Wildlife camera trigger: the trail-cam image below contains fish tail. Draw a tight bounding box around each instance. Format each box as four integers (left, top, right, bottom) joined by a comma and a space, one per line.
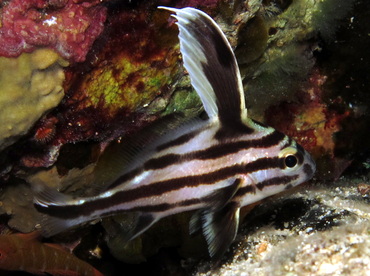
33, 184, 74, 207
37, 213, 85, 238
33, 185, 91, 237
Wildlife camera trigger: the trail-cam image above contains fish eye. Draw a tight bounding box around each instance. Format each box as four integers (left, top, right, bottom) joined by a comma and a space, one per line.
284, 155, 298, 168
279, 146, 303, 170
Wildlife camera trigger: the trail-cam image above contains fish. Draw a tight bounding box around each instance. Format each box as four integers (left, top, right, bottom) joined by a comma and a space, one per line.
0, 232, 103, 276
33, 7, 316, 258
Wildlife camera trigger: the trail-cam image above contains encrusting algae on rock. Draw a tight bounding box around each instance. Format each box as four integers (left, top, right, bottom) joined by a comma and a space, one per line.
0, 0, 107, 63
64, 9, 182, 116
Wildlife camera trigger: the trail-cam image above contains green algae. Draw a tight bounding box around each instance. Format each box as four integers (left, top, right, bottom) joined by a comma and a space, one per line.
162, 78, 203, 118
84, 51, 180, 116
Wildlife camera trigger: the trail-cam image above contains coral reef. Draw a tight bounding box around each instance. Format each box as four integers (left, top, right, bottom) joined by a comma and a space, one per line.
0, 48, 67, 151
0, 0, 107, 63
0, 5, 186, 171
0, 0, 368, 274
22, 7, 183, 167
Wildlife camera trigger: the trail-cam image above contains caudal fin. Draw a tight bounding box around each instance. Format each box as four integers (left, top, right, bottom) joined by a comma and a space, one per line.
33, 185, 91, 237
37, 214, 87, 238
33, 184, 74, 207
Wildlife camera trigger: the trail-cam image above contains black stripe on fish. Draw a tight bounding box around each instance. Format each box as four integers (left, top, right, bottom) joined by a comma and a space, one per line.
214, 121, 254, 140
235, 175, 299, 198
36, 157, 286, 219
303, 163, 314, 178
106, 130, 286, 190
236, 184, 257, 196
156, 129, 202, 152
196, 130, 285, 160
145, 130, 286, 168
35, 197, 204, 219
113, 130, 285, 187
255, 175, 299, 190
143, 154, 181, 171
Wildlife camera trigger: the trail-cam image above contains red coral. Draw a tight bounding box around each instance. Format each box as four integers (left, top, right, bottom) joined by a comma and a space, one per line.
0, 0, 107, 62
174, 0, 219, 9
159, 0, 220, 11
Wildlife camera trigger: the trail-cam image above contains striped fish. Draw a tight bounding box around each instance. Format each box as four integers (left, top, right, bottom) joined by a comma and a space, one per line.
34, 7, 316, 258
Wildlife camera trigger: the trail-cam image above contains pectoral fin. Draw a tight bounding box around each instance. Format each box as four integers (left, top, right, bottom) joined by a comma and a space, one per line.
189, 178, 241, 257
190, 178, 241, 236
201, 202, 241, 258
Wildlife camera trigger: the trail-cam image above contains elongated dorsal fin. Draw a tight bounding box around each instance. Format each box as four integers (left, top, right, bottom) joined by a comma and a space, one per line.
159, 7, 246, 124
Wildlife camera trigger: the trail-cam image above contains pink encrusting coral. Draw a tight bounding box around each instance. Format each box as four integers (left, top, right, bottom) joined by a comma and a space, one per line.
0, 0, 107, 63
159, 0, 220, 13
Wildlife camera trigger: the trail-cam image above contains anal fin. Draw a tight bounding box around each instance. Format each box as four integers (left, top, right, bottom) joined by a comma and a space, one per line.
121, 213, 158, 243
